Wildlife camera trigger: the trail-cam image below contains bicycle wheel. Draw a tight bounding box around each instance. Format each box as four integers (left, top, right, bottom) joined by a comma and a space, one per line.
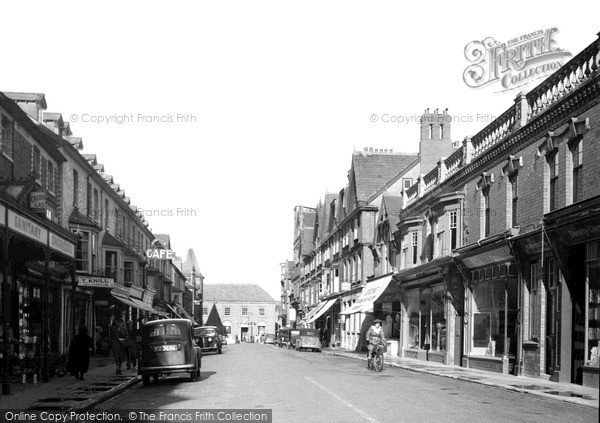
374, 351, 384, 372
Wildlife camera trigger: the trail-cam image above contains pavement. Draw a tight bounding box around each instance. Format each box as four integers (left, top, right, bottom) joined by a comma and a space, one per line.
0, 349, 597, 412
320, 347, 599, 409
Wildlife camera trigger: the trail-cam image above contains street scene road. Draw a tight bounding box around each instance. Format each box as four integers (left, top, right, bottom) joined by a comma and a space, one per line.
97, 343, 597, 423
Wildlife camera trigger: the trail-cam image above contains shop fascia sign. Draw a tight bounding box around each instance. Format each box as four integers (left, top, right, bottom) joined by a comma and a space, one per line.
77, 275, 115, 288
146, 238, 174, 260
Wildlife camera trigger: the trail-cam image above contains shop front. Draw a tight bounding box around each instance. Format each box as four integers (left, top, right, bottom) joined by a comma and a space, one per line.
394, 258, 463, 365
545, 195, 600, 388
1, 200, 77, 394
339, 274, 393, 352
455, 238, 519, 375
302, 295, 340, 348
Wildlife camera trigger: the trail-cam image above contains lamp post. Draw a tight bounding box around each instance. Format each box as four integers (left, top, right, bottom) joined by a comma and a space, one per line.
190, 266, 195, 324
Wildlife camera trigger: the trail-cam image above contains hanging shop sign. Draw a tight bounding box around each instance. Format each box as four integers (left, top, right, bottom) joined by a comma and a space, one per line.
30, 191, 47, 212
146, 238, 174, 260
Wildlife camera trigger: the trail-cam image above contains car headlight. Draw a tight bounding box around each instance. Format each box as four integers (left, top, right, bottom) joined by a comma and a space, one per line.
208, 337, 212, 342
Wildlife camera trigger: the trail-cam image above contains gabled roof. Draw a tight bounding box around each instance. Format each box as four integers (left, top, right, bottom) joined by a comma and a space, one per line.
203, 283, 276, 303
2, 92, 47, 108
154, 234, 171, 249
182, 248, 203, 278
351, 152, 417, 203
69, 208, 101, 228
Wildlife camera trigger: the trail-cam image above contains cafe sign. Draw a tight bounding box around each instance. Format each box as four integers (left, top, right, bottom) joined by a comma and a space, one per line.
77, 276, 115, 288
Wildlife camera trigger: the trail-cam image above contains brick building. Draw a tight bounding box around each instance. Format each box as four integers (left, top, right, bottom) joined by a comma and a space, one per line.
286, 34, 600, 388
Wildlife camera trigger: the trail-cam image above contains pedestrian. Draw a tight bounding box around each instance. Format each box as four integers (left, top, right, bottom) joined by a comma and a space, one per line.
67, 326, 93, 381
109, 319, 128, 375
126, 320, 140, 369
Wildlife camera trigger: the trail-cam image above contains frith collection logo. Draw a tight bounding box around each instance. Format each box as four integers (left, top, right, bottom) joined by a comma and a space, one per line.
146, 238, 174, 260
463, 28, 572, 92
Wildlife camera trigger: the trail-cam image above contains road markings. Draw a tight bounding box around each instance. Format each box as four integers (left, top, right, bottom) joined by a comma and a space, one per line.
305, 376, 381, 423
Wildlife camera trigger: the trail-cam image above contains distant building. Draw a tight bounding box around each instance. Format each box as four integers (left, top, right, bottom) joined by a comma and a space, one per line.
203, 284, 278, 343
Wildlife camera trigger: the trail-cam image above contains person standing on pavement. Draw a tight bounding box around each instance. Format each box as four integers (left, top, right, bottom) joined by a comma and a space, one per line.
68, 326, 93, 380
109, 319, 128, 375
126, 320, 139, 369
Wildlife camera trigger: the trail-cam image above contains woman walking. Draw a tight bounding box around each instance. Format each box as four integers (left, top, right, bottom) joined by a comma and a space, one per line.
68, 327, 93, 380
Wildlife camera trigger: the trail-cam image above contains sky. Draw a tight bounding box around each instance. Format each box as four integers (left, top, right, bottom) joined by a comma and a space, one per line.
1, 1, 598, 301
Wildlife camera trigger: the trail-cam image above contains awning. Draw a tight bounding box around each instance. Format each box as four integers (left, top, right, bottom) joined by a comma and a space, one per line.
339, 275, 393, 315
164, 303, 183, 318
305, 298, 338, 324
129, 298, 157, 314
111, 292, 140, 309
300, 303, 326, 324
178, 306, 194, 321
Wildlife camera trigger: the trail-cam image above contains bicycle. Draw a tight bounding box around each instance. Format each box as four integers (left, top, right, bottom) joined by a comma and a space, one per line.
367, 340, 385, 372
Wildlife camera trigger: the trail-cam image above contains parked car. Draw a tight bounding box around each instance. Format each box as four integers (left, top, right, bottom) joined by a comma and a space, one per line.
264, 333, 276, 344
294, 328, 322, 352
194, 326, 223, 354
138, 319, 201, 385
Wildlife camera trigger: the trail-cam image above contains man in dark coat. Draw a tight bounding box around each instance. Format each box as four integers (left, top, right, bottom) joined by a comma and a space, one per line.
68, 327, 93, 380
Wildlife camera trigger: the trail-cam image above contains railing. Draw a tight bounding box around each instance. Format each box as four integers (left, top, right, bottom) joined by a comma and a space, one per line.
423, 167, 439, 194
472, 104, 518, 159
444, 147, 463, 178
527, 38, 600, 118
405, 183, 419, 206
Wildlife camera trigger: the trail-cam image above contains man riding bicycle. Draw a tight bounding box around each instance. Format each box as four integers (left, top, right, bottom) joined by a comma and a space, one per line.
365, 319, 386, 368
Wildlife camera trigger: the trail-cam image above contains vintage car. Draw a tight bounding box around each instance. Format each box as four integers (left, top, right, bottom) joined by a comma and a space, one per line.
293, 328, 322, 352
194, 326, 223, 354
264, 333, 276, 344
138, 319, 201, 385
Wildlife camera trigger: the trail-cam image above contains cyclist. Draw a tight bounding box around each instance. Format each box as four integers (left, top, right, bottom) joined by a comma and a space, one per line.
365, 319, 386, 368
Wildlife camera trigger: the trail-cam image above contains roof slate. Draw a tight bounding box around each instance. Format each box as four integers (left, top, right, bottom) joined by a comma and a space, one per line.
351, 153, 417, 202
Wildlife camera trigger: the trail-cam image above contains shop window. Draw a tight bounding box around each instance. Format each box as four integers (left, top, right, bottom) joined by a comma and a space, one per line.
529, 263, 541, 341
586, 241, 600, 364
546, 258, 560, 374
431, 289, 446, 351
407, 292, 420, 349
471, 280, 518, 357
